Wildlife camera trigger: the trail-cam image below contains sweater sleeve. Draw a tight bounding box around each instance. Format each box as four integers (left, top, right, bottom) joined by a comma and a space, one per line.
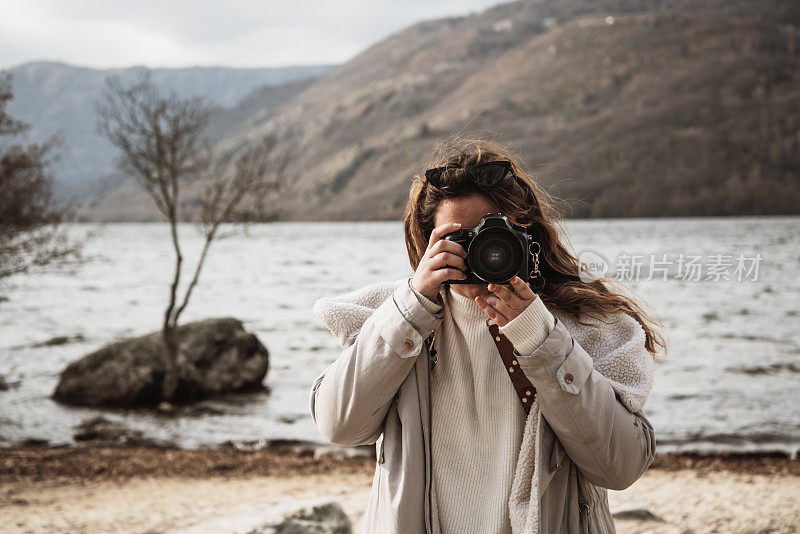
408, 276, 444, 315
498, 295, 556, 354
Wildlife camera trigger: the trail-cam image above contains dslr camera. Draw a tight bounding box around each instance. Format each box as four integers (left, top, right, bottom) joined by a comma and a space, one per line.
443, 213, 544, 289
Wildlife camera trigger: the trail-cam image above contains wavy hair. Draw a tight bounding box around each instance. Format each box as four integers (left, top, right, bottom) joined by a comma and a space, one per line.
402, 136, 667, 358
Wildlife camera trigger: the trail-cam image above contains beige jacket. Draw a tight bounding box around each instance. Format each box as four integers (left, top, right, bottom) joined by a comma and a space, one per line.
310, 277, 657, 533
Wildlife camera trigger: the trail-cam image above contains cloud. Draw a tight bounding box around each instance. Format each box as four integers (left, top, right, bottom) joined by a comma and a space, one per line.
0, 0, 502, 69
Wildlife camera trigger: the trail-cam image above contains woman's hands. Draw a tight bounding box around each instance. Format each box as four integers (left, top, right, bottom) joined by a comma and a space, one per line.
476, 275, 538, 327
410, 222, 468, 302
410, 222, 539, 323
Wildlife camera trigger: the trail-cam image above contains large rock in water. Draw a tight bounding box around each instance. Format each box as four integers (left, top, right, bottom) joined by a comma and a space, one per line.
53, 317, 269, 407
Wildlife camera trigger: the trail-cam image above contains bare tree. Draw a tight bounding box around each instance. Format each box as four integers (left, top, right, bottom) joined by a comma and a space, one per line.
95, 70, 295, 401
0, 70, 86, 283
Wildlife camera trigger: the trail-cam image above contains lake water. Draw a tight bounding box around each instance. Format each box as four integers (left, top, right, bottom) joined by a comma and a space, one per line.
0, 217, 798, 455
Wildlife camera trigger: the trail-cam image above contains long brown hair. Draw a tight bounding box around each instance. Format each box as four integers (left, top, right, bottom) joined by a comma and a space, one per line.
402, 136, 667, 358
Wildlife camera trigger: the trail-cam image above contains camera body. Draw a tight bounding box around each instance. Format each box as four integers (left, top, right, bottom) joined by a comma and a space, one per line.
443, 213, 542, 286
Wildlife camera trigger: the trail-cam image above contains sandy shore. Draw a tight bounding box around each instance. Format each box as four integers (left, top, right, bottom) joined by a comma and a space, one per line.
2, 446, 798, 533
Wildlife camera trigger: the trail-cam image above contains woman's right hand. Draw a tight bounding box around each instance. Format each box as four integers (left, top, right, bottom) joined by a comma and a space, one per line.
410, 222, 468, 302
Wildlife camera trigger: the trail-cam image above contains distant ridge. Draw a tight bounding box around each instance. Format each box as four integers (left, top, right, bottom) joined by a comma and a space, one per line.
15, 0, 800, 220
4, 60, 334, 196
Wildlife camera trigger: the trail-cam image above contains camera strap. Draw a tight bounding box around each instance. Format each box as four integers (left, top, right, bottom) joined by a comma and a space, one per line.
487, 322, 538, 415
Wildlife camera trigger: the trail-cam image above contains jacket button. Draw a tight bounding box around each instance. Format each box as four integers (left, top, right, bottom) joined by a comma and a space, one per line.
403, 339, 414, 350
564, 372, 574, 384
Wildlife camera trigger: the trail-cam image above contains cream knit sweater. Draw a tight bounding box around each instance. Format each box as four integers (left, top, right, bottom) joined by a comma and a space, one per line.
409, 279, 556, 534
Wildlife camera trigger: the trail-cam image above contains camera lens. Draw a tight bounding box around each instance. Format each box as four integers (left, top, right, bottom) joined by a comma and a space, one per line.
468, 228, 521, 283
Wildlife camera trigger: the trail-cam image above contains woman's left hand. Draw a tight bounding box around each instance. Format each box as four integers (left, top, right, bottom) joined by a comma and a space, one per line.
475, 275, 538, 327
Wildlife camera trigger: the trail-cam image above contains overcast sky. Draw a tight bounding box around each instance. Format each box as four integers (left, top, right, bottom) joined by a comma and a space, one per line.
1, 0, 505, 70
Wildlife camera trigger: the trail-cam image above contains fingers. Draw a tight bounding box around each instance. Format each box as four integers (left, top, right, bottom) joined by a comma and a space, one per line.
428, 238, 467, 259
483, 294, 517, 319
486, 281, 527, 310
415, 223, 467, 295
509, 275, 537, 299
475, 295, 509, 326
477, 275, 537, 327
430, 251, 467, 272
428, 222, 461, 249
432, 267, 466, 284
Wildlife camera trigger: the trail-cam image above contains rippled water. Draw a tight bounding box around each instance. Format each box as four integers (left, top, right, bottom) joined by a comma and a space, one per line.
0, 217, 798, 455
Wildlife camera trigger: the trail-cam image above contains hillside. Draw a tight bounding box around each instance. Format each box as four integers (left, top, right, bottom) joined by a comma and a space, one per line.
3, 61, 334, 196
76, 0, 800, 220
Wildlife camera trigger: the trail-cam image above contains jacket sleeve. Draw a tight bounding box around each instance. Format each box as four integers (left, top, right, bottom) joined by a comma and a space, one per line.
503, 308, 657, 491
309, 277, 444, 446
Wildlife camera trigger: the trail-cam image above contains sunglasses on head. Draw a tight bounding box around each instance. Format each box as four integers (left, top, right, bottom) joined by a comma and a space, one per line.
424, 160, 512, 189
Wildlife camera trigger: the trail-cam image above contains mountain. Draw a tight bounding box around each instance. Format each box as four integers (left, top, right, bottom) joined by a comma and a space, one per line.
41, 0, 800, 220
3, 61, 334, 196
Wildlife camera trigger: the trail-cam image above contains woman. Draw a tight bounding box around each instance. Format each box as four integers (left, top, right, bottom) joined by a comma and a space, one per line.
310, 138, 666, 533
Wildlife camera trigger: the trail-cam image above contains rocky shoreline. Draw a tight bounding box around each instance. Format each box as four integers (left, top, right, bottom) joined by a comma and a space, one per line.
3, 443, 799, 533
1, 442, 798, 482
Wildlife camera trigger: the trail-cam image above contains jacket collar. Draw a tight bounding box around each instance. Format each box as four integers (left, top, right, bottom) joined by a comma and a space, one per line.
312, 278, 402, 349
312, 277, 447, 349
